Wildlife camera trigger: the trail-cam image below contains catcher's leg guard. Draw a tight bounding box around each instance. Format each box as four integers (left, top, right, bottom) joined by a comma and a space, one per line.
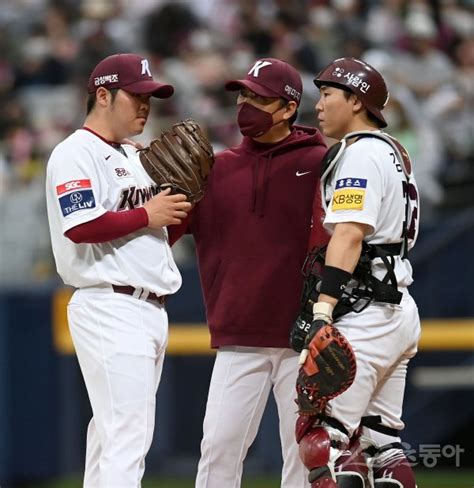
296, 415, 336, 487
374, 482, 403, 488
335, 432, 369, 487
299, 426, 337, 487
310, 478, 338, 488
296, 415, 354, 487
336, 475, 365, 488
369, 444, 416, 488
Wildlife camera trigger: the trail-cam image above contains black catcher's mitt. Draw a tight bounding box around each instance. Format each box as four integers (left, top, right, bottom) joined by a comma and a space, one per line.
139, 119, 214, 203
296, 319, 356, 416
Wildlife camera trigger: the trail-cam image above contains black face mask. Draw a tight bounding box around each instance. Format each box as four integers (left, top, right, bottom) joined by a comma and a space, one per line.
237, 102, 285, 137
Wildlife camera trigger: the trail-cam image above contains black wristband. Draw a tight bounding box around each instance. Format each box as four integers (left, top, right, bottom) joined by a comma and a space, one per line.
320, 265, 352, 300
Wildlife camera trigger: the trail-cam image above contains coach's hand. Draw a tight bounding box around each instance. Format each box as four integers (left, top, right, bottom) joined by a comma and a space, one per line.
143, 187, 192, 229
121, 138, 144, 149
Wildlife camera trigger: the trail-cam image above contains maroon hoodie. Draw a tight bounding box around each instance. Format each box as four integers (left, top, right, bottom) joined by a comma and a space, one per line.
171, 125, 328, 348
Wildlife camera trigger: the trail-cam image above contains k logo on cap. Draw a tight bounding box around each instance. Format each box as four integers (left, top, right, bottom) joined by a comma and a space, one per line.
141, 59, 152, 77
87, 53, 174, 99
225, 57, 303, 105
248, 60, 273, 78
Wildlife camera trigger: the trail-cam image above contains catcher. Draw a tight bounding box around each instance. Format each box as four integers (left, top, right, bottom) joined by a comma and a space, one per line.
290, 58, 421, 488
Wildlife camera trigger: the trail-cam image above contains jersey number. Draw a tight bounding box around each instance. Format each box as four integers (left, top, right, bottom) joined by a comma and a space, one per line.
402, 181, 418, 240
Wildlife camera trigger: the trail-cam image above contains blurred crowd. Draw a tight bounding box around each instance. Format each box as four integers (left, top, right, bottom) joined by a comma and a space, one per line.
0, 0, 473, 284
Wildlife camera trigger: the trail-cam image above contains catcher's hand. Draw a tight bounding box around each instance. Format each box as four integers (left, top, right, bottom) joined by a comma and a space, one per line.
139, 119, 214, 204
296, 302, 356, 416
290, 311, 312, 353
298, 302, 334, 365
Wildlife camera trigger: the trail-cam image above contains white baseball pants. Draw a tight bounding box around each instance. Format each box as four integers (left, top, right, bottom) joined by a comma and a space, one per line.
68, 286, 168, 487
327, 293, 421, 446
195, 346, 307, 488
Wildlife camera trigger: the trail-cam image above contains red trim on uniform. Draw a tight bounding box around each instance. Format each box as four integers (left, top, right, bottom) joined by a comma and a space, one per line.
80, 126, 123, 147
65, 207, 149, 244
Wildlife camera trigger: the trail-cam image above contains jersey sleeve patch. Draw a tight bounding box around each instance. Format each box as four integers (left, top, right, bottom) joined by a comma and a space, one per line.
56, 179, 92, 195
59, 190, 96, 216
335, 178, 367, 189
332, 178, 367, 211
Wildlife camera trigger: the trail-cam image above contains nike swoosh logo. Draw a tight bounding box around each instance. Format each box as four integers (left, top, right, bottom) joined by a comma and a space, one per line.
105, 155, 111, 160
296, 170, 311, 177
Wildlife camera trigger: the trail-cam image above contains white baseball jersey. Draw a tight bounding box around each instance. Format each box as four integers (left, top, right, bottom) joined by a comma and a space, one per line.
323, 135, 420, 288
321, 133, 422, 449
46, 129, 181, 295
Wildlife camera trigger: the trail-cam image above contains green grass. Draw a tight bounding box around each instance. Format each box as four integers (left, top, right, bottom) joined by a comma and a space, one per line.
414, 471, 474, 488
36, 470, 474, 488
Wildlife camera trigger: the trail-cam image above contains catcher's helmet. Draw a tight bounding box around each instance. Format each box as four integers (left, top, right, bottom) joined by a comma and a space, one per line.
314, 57, 389, 128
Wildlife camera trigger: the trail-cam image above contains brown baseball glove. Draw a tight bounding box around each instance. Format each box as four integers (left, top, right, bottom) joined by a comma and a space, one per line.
296, 319, 356, 416
139, 119, 214, 203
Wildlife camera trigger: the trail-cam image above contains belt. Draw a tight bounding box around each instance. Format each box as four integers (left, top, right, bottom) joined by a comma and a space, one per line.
112, 285, 166, 305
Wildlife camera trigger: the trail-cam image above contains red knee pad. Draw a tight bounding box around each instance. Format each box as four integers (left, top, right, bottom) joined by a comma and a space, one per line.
298, 424, 331, 470
295, 414, 318, 443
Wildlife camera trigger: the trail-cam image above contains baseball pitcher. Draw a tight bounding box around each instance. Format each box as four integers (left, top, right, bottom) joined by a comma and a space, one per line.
46, 53, 195, 486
